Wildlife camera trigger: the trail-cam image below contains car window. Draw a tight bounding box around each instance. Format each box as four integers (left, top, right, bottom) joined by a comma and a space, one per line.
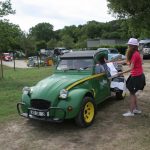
144, 43, 150, 48
57, 58, 93, 70
4, 53, 10, 56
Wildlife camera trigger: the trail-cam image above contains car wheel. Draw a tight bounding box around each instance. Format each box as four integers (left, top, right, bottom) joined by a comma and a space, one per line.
116, 90, 125, 100
75, 96, 96, 127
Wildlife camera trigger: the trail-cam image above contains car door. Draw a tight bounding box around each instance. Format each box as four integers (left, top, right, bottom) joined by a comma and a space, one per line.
91, 53, 111, 104
91, 73, 110, 104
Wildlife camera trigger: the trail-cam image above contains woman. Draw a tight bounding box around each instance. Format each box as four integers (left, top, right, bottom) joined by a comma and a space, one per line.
95, 55, 111, 77
123, 38, 146, 117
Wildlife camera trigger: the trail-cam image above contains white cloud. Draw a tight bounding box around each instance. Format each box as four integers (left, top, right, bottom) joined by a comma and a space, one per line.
4, 0, 115, 32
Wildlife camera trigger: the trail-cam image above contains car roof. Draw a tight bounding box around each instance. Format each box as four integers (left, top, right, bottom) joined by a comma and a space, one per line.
60, 50, 101, 58
139, 39, 150, 44
3, 53, 10, 54
97, 48, 109, 50
54, 47, 66, 50
98, 48, 118, 50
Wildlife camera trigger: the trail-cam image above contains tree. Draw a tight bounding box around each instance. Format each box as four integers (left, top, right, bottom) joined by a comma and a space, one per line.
0, 0, 16, 51
0, 0, 15, 17
0, 0, 15, 78
61, 35, 74, 49
107, 0, 150, 37
85, 21, 103, 39
47, 39, 57, 49
19, 32, 36, 57
29, 23, 54, 42
0, 20, 22, 51
36, 40, 47, 51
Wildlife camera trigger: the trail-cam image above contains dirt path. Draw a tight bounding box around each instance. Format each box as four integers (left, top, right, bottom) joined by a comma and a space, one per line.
0, 60, 150, 150
2, 60, 29, 68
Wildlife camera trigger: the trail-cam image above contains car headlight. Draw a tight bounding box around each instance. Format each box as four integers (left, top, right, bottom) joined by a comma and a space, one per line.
59, 89, 68, 99
22, 86, 32, 95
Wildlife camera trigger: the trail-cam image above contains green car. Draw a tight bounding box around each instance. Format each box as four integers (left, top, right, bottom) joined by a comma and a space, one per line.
17, 50, 125, 127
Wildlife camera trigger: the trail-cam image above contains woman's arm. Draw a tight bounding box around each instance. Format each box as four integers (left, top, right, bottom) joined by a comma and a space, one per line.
129, 63, 134, 70
116, 63, 133, 77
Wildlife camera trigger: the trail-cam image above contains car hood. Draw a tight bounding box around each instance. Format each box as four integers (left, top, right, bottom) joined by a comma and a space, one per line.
30, 73, 89, 102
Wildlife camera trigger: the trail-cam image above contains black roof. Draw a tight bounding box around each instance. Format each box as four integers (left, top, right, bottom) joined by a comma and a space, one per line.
60, 50, 100, 58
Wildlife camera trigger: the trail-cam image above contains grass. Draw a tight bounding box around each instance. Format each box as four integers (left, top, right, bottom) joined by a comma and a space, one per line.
0, 66, 54, 122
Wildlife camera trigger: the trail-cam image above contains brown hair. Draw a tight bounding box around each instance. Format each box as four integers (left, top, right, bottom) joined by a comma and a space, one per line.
126, 45, 138, 63
98, 55, 106, 64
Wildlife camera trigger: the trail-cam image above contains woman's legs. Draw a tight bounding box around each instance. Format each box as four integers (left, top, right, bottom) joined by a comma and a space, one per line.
129, 93, 137, 112
123, 92, 137, 116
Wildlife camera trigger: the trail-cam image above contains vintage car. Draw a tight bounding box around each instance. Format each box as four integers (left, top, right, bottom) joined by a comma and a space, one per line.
17, 50, 125, 127
27, 56, 45, 67
139, 39, 150, 58
54, 47, 70, 56
97, 48, 126, 61
2, 53, 13, 61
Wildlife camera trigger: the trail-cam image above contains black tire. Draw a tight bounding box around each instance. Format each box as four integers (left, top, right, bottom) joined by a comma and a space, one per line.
116, 91, 125, 100
75, 96, 96, 128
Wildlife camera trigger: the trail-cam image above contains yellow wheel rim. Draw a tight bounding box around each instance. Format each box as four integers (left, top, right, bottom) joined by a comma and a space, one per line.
84, 102, 94, 123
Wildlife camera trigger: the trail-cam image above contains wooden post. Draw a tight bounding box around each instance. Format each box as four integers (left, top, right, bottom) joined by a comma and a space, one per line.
0, 52, 4, 78
13, 51, 16, 71
37, 52, 40, 68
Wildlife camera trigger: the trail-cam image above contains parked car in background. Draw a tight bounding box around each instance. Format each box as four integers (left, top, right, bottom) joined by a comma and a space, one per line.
97, 48, 122, 61
97, 48, 119, 54
17, 50, 125, 127
139, 39, 150, 58
97, 47, 126, 62
143, 43, 150, 58
54, 47, 70, 56
2, 53, 13, 61
27, 56, 45, 67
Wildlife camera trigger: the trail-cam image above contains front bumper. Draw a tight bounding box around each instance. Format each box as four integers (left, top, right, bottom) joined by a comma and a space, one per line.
17, 102, 66, 123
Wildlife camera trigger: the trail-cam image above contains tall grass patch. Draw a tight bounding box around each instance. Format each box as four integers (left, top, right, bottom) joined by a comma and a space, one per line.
0, 67, 54, 122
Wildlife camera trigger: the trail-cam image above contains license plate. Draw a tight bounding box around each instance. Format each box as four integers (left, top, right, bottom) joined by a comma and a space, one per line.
30, 110, 49, 117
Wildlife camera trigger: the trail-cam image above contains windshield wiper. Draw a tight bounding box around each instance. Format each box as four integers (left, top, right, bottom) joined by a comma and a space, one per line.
68, 68, 78, 70
59, 68, 77, 71
79, 66, 91, 70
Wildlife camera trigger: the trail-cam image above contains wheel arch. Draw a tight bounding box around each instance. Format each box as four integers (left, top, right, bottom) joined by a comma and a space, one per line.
57, 88, 95, 119
84, 91, 94, 99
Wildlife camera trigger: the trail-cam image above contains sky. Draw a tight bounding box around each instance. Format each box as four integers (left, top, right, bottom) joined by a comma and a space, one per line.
4, 0, 115, 32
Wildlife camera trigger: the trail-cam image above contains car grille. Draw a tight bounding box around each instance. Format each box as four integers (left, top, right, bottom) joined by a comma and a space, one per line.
31, 99, 51, 109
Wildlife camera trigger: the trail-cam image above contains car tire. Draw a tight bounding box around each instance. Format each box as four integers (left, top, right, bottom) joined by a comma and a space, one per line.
116, 91, 125, 100
75, 96, 96, 127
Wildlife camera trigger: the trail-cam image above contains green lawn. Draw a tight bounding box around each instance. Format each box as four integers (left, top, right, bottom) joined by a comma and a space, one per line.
0, 66, 54, 122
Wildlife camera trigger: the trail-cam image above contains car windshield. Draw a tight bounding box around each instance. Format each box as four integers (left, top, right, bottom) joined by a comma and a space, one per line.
4, 53, 10, 56
57, 58, 93, 71
144, 43, 150, 48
